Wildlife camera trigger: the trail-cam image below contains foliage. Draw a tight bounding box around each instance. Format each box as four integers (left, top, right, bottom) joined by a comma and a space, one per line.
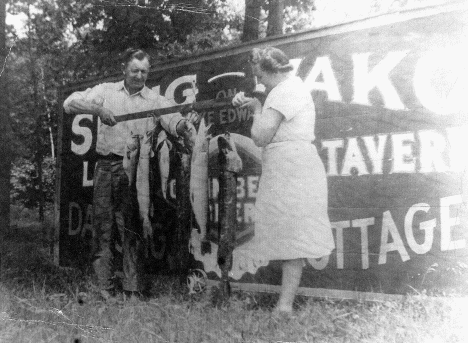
10, 157, 56, 209
5, 0, 461, 218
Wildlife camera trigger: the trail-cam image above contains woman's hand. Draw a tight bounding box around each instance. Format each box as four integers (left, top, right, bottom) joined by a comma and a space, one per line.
232, 92, 262, 112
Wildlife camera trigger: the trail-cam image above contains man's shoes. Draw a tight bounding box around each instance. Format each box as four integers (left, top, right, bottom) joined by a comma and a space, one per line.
99, 288, 117, 302
123, 290, 150, 301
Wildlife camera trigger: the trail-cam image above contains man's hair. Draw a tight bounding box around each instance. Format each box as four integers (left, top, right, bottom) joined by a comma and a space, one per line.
248, 47, 293, 74
122, 48, 151, 67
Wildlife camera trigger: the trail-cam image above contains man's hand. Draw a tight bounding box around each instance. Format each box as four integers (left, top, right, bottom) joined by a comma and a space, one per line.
176, 119, 197, 152
185, 110, 200, 125
99, 107, 117, 126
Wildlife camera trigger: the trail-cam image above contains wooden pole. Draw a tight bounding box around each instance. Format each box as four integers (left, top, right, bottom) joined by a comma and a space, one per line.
114, 98, 233, 123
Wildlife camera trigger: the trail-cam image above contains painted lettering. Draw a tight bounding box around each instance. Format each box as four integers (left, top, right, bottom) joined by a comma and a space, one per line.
404, 203, 434, 254
206, 111, 215, 126
379, 211, 410, 264
247, 176, 259, 198
236, 108, 248, 122
322, 139, 344, 176
351, 217, 373, 269
440, 195, 466, 251
165, 75, 197, 104
244, 202, 255, 224
414, 50, 467, 115
237, 177, 245, 198
341, 137, 369, 176
71, 115, 93, 155
391, 132, 415, 173
305, 56, 342, 101
82, 161, 93, 187
216, 90, 227, 99
68, 202, 82, 236
228, 108, 237, 123
418, 130, 448, 173
352, 51, 408, 110
362, 134, 387, 174
219, 109, 228, 124
332, 220, 350, 269
81, 204, 94, 238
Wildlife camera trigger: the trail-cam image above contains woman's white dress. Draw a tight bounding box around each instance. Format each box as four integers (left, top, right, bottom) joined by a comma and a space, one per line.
232, 76, 335, 274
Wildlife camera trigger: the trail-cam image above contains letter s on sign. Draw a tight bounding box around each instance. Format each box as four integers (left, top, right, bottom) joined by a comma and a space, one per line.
71, 115, 93, 155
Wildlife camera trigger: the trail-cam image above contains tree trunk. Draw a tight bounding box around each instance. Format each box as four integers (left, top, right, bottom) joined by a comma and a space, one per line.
0, 0, 11, 273
242, 0, 262, 42
40, 67, 55, 158
267, 0, 284, 37
35, 148, 44, 222
26, 5, 45, 223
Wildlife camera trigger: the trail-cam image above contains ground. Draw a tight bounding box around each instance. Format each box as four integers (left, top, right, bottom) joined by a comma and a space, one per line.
1, 206, 467, 343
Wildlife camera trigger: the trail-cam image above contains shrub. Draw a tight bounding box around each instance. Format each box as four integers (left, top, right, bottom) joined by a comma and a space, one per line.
10, 156, 56, 209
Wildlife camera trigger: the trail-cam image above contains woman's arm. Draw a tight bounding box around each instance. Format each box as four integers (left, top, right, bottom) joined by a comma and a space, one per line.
251, 108, 283, 147
232, 91, 283, 147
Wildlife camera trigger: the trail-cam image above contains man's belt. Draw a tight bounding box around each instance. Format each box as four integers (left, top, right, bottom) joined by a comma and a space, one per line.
98, 153, 123, 161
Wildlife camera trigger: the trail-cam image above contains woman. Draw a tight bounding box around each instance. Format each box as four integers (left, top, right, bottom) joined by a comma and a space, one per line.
232, 47, 335, 313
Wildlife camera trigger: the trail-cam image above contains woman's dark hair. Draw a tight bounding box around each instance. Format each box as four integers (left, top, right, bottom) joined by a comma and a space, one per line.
248, 47, 294, 74
122, 48, 151, 67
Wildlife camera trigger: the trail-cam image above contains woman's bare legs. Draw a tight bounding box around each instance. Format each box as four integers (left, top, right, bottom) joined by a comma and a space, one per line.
276, 258, 303, 313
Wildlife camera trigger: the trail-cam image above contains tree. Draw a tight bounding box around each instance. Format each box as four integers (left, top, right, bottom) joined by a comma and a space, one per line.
242, 0, 261, 42
1, 0, 12, 270
266, 0, 284, 36
241, 0, 316, 42
53, 0, 244, 80
5, 0, 245, 220
8, 0, 70, 220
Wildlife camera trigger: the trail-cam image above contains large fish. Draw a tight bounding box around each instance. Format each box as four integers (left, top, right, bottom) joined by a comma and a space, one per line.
218, 133, 242, 174
156, 130, 173, 202
175, 149, 192, 276
215, 133, 242, 304
136, 130, 157, 258
190, 119, 212, 255
123, 133, 140, 187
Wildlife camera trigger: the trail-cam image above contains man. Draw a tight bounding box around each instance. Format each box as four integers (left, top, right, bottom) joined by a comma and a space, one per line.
63, 49, 196, 300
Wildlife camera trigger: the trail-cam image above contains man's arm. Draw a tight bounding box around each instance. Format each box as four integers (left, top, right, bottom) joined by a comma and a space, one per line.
63, 85, 117, 126
157, 95, 199, 137
66, 99, 117, 126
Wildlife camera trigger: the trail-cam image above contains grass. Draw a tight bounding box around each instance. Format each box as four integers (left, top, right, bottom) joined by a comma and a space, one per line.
1, 206, 467, 342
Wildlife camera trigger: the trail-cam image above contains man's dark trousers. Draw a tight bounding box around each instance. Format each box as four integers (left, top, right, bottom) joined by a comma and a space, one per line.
92, 158, 145, 292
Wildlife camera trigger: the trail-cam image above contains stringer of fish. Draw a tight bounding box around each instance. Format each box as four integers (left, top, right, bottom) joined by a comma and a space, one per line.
135, 129, 159, 259
190, 119, 212, 255
123, 133, 140, 187
155, 130, 174, 208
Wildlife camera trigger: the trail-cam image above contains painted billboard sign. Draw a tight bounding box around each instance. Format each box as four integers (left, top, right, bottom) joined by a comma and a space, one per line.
57, 3, 468, 298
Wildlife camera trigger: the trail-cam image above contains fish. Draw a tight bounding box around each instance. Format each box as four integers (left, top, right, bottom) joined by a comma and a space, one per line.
175, 149, 192, 274
156, 130, 173, 201
218, 133, 242, 173
136, 130, 157, 258
123, 133, 140, 187
190, 119, 212, 255
215, 133, 243, 304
